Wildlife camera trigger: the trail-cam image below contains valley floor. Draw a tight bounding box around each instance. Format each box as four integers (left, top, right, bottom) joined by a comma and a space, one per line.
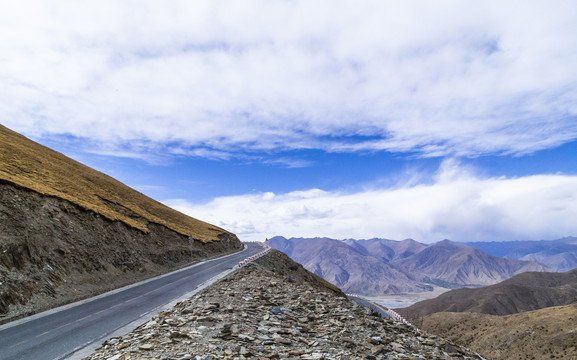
362, 286, 452, 309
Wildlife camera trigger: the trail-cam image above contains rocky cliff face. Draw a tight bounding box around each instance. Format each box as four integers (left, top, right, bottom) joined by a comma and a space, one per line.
86, 250, 485, 360
0, 180, 242, 323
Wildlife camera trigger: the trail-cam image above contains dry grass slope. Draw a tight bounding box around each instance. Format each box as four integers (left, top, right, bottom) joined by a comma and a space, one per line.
420, 304, 577, 360
398, 269, 577, 318
0, 124, 229, 242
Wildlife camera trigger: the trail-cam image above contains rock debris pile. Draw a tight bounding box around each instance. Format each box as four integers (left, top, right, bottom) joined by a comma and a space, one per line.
85, 252, 485, 360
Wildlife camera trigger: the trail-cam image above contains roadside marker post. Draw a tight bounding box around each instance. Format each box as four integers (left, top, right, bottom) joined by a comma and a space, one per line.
188, 235, 194, 257
236, 242, 272, 268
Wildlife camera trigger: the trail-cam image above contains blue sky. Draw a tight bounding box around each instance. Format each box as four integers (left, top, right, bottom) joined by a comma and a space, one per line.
2, 0, 577, 242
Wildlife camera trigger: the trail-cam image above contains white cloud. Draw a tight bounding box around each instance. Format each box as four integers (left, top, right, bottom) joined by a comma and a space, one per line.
165, 160, 577, 242
1, 0, 576, 158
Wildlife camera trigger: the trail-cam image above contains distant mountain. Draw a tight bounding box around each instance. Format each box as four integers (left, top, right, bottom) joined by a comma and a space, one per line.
397, 268, 577, 317
342, 238, 428, 261
465, 237, 577, 271
391, 240, 546, 286
269, 237, 422, 294
268, 236, 548, 296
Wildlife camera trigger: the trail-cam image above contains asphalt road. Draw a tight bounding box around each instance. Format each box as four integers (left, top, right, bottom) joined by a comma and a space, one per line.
348, 295, 392, 319
0, 242, 264, 360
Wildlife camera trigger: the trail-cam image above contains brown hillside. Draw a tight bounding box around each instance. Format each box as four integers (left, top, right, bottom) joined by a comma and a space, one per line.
0, 125, 242, 323
0, 124, 228, 242
398, 269, 577, 318
420, 304, 577, 360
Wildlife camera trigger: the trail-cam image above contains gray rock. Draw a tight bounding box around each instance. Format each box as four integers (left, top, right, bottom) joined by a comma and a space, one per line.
83, 258, 486, 360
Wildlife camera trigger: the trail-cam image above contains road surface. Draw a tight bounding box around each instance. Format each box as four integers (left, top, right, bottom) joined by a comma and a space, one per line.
348, 295, 392, 319
0, 242, 264, 360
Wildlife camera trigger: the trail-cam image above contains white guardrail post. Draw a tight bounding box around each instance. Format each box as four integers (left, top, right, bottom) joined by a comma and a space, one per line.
237, 242, 272, 268
345, 293, 420, 333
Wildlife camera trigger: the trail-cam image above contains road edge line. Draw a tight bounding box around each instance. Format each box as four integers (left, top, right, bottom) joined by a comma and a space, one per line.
64, 267, 238, 360
0, 244, 248, 332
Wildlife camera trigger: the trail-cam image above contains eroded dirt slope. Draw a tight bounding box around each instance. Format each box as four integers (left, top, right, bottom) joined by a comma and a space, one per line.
1, 125, 243, 323
0, 180, 242, 324
0, 124, 231, 240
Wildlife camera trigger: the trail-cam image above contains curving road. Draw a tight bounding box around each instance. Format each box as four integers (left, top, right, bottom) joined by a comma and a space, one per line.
0, 242, 264, 360
348, 295, 392, 319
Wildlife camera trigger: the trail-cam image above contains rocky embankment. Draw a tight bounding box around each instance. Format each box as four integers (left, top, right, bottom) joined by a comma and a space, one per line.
0, 181, 242, 324
85, 250, 485, 360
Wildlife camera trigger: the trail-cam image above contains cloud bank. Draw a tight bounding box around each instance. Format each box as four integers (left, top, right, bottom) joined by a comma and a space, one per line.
1, 0, 577, 159
167, 160, 577, 242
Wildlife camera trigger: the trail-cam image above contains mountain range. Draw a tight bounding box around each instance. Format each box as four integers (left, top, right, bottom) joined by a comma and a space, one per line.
268, 236, 548, 295
465, 237, 577, 271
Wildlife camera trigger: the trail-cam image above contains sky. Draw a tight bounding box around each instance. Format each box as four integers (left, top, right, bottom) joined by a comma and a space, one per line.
1, 0, 577, 243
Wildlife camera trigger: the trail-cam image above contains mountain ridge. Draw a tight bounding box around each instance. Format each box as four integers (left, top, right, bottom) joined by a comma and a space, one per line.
397, 268, 577, 317
0, 124, 229, 241
402, 268, 577, 360
465, 237, 577, 271
268, 236, 548, 296
391, 240, 547, 286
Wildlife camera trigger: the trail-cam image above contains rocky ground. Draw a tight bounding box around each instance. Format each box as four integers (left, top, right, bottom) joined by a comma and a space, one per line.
85, 250, 486, 360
